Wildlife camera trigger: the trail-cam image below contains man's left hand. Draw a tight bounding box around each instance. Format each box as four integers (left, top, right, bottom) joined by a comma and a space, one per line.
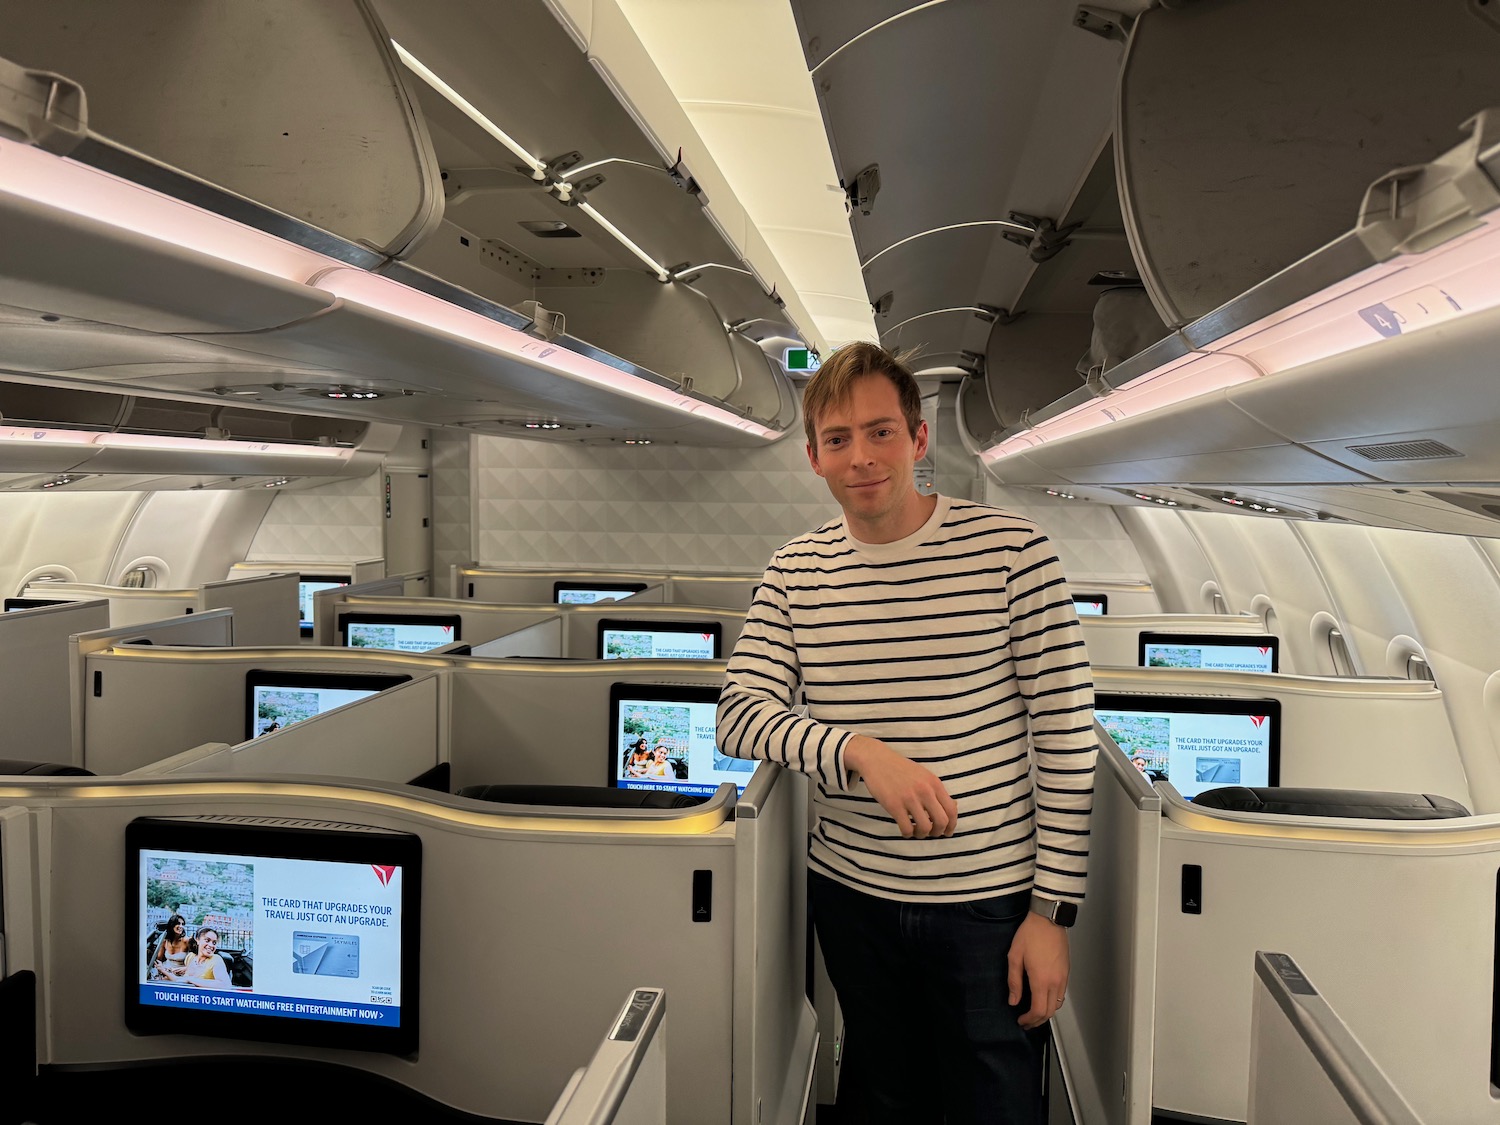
1007, 910, 1070, 1030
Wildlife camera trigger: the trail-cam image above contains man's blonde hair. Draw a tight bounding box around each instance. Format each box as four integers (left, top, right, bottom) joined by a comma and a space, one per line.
801, 341, 924, 447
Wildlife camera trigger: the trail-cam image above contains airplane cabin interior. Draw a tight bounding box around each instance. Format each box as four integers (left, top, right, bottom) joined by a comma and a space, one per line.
1, 2, 1497, 1123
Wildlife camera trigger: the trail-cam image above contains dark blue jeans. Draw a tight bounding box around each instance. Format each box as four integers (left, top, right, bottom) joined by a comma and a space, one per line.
810, 871, 1047, 1125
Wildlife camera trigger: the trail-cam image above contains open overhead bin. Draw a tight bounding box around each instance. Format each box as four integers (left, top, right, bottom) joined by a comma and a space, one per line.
0, 0, 808, 462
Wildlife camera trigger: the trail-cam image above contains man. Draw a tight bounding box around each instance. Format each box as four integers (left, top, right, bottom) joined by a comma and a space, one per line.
717, 342, 1096, 1124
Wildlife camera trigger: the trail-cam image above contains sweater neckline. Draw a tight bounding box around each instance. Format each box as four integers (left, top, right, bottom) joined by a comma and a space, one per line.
845, 494, 953, 559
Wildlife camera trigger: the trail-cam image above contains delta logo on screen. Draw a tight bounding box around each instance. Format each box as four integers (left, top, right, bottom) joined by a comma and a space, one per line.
1258, 647, 1270, 655
1249, 715, 1268, 728
371, 865, 397, 887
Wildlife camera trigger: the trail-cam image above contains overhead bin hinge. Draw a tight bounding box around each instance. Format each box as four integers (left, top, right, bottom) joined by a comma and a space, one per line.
959, 351, 987, 378
1356, 106, 1500, 260
544, 151, 585, 178
1002, 212, 1082, 263
1072, 6, 1135, 42
845, 164, 881, 217
0, 57, 87, 155
1084, 365, 1114, 398
668, 148, 709, 205
872, 291, 894, 316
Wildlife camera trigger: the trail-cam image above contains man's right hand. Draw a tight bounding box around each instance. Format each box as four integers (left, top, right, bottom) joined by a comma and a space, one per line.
844, 734, 958, 838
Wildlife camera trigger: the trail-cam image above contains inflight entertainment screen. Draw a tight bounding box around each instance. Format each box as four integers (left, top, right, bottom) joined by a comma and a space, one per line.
1139, 632, 1279, 674
125, 818, 421, 1055
1094, 693, 1281, 800
608, 682, 758, 798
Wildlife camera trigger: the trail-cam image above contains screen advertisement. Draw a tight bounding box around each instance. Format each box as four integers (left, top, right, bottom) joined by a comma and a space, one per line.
339, 613, 461, 654
245, 671, 410, 740
599, 621, 720, 660
126, 819, 420, 1055
1095, 694, 1280, 800
552, 582, 645, 609
297, 577, 348, 633
1072, 595, 1108, 616
1140, 633, 1279, 673
609, 684, 757, 798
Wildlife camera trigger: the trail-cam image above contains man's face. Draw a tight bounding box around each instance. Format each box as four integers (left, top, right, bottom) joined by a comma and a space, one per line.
807, 374, 928, 541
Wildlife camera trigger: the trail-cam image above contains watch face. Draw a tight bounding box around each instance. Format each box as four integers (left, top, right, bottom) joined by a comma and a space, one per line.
1054, 901, 1078, 927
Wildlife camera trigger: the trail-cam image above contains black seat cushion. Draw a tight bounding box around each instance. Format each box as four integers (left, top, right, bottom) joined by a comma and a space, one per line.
456, 783, 704, 810
1194, 786, 1470, 820
0, 759, 93, 776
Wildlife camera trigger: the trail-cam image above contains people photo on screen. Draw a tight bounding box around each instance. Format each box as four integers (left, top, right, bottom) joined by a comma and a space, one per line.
625, 738, 652, 778
151, 914, 192, 981
182, 926, 231, 989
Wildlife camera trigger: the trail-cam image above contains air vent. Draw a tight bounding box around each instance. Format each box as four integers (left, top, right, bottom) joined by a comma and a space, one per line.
1346, 439, 1462, 462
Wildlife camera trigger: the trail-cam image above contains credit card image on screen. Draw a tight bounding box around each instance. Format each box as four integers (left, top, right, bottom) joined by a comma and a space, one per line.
1072, 595, 1108, 616
125, 817, 420, 1055
298, 576, 349, 636
554, 581, 648, 605
598, 619, 721, 660
244, 670, 411, 741
1094, 693, 1281, 800
339, 613, 461, 654
608, 682, 759, 798
1139, 632, 1279, 673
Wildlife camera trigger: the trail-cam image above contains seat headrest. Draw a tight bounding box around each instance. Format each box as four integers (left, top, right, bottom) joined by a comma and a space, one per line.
0, 759, 93, 776
1193, 786, 1469, 820
455, 783, 704, 810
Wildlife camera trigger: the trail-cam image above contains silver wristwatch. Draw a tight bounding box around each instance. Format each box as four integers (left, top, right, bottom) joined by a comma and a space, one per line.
1029, 897, 1078, 927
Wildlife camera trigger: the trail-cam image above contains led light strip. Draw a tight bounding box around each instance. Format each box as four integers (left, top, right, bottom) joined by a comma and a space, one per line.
311, 267, 776, 437
0, 132, 773, 440
982, 210, 1500, 466
0, 425, 354, 459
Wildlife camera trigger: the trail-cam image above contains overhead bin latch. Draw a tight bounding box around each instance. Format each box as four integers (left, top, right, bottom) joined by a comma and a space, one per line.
517, 301, 566, 343
0, 57, 87, 155
1356, 106, 1500, 260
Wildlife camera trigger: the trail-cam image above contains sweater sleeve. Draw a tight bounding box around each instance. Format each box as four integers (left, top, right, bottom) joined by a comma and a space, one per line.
716, 560, 854, 792
1006, 531, 1098, 903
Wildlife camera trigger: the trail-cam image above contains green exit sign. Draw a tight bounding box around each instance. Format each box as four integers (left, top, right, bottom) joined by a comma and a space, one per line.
784, 347, 820, 372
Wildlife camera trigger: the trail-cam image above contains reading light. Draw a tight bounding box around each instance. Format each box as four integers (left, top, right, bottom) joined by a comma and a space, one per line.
1132, 492, 1179, 507
624, 438, 653, 445
1045, 489, 1078, 500
263, 477, 291, 488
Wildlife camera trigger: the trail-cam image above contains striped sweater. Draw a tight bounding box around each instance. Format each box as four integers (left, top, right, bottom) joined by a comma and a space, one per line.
717, 496, 1097, 903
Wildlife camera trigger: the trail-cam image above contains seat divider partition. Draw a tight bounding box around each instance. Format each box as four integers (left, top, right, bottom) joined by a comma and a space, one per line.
0, 599, 109, 766
70, 609, 236, 765
1051, 723, 1161, 1125
198, 572, 300, 646
732, 766, 818, 1125
311, 576, 406, 645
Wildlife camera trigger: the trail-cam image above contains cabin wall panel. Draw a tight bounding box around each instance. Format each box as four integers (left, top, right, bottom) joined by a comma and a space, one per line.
109, 490, 275, 589
1182, 515, 1344, 678
984, 486, 1150, 585
1111, 507, 1216, 614
245, 473, 384, 563
472, 432, 834, 573
1357, 529, 1500, 813
0, 493, 145, 596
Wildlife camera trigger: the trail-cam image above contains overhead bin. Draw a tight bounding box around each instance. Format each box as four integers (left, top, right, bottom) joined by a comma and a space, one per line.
0, 0, 806, 463
1117, 0, 1500, 329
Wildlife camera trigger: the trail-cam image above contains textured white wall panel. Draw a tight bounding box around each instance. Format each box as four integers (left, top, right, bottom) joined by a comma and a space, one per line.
473, 433, 838, 572
986, 484, 1150, 583
431, 429, 473, 584
245, 473, 383, 561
